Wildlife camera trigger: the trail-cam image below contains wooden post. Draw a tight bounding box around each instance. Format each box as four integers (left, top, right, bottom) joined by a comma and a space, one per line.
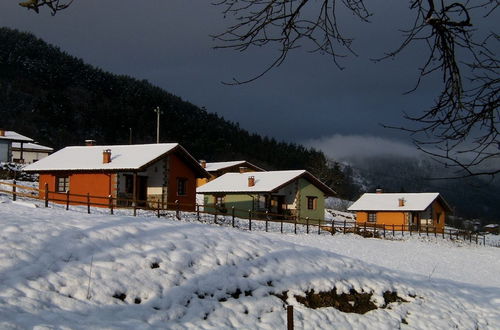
475, 234, 478, 245
426, 226, 429, 236
401, 224, 404, 237
157, 200, 160, 218
364, 222, 367, 234
281, 219, 284, 233
231, 206, 235, 227
175, 200, 180, 220
383, 224, 386, 238
392, 224, 395, 236
66, 190, 70, 210
248, 210, 252, 231
318, 219, 321, 235
287, 305, 294, 330
306, 217, 309, 234
265, 211, 269, 232
442, 228, 445, 239
132, 173, 137, 217
109, 195, 114, 215
44, 183, 49, 207
214, 213, 217, 224
483, 235, 486, 246
87, 193, 90, 214
456, 230, 458, 240
409, 224, 412, 236
331, 219, 335, 236
12, 179, 16, 201
343, 220, 346, 234
197, 204, 200, 222
434, 226, 437, 237
294, 217, 297, 234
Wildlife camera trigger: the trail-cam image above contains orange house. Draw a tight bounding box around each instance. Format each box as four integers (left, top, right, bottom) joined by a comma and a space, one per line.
348, 192, 452, 232
196, 160, 265, 187
24, 143, 209, 211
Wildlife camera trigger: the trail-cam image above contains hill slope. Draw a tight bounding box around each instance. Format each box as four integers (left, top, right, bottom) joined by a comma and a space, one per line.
0, 27, 359, 198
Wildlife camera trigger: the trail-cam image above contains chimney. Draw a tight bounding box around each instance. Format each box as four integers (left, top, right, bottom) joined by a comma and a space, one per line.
239, 166, 248, 173
200, 160, 206, 168
398, 198, 405, 207
248, 175, 255, 187
103, 149, 112, 164
85, 139, 96, 146
0, 129, 5, 137
375, 188, 383, 194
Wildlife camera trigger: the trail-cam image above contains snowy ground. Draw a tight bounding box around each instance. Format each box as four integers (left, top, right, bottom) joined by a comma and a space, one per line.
1, 192, 500, 329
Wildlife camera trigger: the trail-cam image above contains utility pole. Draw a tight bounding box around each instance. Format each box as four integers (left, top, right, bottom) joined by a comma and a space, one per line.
154, 106, 161, 143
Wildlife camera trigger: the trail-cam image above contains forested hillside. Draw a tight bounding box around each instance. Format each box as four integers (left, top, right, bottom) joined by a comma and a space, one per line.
0, 27, 360, 199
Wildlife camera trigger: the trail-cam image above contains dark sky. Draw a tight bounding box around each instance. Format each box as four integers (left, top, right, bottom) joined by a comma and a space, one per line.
1, 0, 446, 159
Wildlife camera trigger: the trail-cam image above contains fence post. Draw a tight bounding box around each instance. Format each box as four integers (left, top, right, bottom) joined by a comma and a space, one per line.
401, 224, 404, 237
469, 232, 472, 243
294, 217, 297, 234
248, 210, 252, 231
281, 219, 284, 233
157, 200, 160, 218
287, 305, 294, 330
232, 206, 235, 227
109, 195, 114, 215
44, 183, 49, 207
175, 200, 180, 220
483, 235, 486, 246
87, 193, 90, 214
418, 225, 421, 236
66, 190, 70, 210
442, 228, 445, 239
383, 224, 386, 238
265, 211, 269, 232
426, 226, 429, 237
364, 222, 367, 234
12, 179, 16, 201
197, 204, 201, 222
331, 219, 335, 235
392, 224, 395, 236
475, 234, 478, 245
318, 219, 321, 235
214, 213, 217, 224
409, 224, 412, 236
343, 220, 346, 234
434, 226, 437, 237
306, 217, 309, 234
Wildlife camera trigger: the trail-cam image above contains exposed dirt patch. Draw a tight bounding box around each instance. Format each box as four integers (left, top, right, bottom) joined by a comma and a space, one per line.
274, 288, 408, 314
112, 292, 127, 302
150, 262, 160, 269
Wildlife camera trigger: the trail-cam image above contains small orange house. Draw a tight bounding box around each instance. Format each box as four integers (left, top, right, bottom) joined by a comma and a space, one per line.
196, 160, 265, 187
23, 143, 209, 211
348, 192, 452, 232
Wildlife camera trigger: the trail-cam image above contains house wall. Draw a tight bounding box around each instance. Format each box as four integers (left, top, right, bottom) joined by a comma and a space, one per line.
431, 200, 446, 232
39, 172, 117, 207
356, 211, 406, 226
0, 140, 11, 162
12, 150, 50, 164
204, 193, 255, 218
297, 178, 325, 221
167, 152, 197, 211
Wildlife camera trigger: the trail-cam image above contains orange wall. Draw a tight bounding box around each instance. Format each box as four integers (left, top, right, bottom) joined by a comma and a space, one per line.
356, 211, 406, 226
168, 153, 197, 211
39, 172, 116, 207
432, 200, 446, 232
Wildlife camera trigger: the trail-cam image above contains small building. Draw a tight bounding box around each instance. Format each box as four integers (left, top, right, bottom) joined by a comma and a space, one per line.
483, 224, 499, 235
0, 129, 34, 163
23, 143, 209, 211
12, 142, 53, 164
348, 192, 451, 232
197, 170, 336, 220
197, 160, 265, 187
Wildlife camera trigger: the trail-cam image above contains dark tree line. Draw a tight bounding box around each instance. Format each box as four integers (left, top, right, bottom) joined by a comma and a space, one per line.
0, 27, 360, 199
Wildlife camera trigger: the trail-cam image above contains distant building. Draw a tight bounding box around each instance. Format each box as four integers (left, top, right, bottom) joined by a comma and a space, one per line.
348, 191, 452, 232
12, 142, 53, 164
24, 143, 209, 211
197, 160, 265, 187
483, 224, 499, 235
197, 170, 336, 220
0, 129, 34, 163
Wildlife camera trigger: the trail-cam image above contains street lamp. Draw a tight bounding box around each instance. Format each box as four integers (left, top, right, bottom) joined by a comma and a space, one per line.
153, 106, 162, 143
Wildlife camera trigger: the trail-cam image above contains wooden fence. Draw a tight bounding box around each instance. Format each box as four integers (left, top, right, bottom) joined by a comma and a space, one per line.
0, 181, 490, 246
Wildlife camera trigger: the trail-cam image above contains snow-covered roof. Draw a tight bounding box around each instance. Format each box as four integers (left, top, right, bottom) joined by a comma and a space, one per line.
24, 143, 181, 172
484, 224, 499, 228
204, 160, 264, 172
348, 193, 449, 212
12, 142, 53, 152
197, 170, 335, 195
0, 131, 34, 143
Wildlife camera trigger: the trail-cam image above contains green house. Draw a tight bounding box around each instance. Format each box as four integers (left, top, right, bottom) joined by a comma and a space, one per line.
197, 170, 336, 221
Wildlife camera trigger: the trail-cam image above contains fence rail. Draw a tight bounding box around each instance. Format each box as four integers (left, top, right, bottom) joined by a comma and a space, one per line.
0, 181, 492, 246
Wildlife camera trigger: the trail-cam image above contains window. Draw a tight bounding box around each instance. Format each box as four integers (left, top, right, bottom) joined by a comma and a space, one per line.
177, 178, 187, 196
307, 196, 318, 210
215, 195, 225, 207
124, 174, 133, 194
368, 212, 377, 223
56, 176, 69, 192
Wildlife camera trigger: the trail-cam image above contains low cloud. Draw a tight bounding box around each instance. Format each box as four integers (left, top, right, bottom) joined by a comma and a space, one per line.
304, 134, 420, 160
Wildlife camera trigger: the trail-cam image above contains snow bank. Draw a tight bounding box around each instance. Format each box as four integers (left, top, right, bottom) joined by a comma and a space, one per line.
0, 198, 499, 329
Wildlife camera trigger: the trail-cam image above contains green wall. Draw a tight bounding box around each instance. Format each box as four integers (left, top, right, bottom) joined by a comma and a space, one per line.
297, 177, 325, 221
204, 193, 255, 218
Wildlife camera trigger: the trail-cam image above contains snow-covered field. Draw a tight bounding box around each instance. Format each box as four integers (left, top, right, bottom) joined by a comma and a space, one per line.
1, 194, 499, 329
